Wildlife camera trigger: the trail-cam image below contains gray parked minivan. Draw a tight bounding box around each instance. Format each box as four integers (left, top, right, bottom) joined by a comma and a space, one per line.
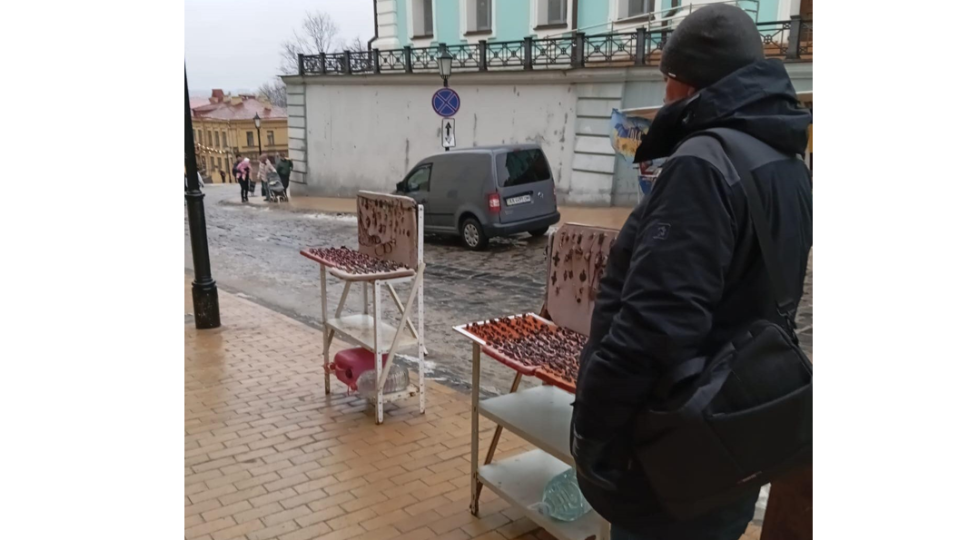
394, 144, 561, 250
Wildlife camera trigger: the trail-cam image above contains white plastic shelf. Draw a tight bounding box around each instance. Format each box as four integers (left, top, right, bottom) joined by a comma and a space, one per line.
477, 449, 606, 540
478, 385, 575, 466
326, 314, 418, 353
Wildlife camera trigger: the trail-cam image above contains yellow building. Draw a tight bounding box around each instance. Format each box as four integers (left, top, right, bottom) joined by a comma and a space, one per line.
191, 90, 288, 182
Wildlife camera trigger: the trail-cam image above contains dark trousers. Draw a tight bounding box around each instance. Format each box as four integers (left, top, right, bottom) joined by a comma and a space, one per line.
239, 179, 249, 201
610, 490, 758, 540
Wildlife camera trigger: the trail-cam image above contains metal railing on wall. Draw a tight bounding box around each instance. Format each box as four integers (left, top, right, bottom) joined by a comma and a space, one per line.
297, 18, 812, 76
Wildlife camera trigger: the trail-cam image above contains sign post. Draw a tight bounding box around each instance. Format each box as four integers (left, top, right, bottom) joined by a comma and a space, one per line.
441, 118, 456, 150
432, 88, 460, 151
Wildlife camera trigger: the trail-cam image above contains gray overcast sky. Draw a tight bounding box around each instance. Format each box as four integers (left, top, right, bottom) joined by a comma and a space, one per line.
185, 0, 374, 94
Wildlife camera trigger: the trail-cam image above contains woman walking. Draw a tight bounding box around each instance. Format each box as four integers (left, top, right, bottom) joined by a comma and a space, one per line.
236, 157, 251, 202
257, 154, 277, 200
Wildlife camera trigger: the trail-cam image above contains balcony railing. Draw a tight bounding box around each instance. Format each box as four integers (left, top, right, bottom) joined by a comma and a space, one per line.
297, 18, 812, 76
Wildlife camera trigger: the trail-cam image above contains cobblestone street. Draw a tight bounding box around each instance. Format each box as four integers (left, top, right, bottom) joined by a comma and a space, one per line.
186, 185, 813, 395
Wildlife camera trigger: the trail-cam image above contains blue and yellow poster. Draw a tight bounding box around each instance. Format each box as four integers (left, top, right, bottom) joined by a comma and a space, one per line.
609, 109, 651, 163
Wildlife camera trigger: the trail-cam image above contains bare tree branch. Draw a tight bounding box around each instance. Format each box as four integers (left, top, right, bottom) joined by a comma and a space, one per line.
258, 78, 287, 108
342, 36, 368, 53
279, 10, 341, 75
338, 36, 372, 72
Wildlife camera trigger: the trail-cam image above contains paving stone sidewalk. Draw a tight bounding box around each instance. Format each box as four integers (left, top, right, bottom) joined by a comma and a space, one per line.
185, 275, 762, 540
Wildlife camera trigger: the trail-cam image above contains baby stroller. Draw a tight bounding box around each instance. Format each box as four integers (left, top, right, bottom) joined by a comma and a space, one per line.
265, 172, 288, 202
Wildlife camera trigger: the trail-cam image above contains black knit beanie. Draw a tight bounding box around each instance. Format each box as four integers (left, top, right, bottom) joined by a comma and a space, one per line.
660, 4, 765, 89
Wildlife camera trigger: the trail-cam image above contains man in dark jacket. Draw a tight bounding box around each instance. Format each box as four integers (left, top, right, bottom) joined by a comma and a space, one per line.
275, 153, 293, 195
571, 5, 812, 540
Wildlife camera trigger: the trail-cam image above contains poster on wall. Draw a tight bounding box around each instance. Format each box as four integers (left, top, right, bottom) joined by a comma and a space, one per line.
610, 108, 666, 197
609, 109, 651, 163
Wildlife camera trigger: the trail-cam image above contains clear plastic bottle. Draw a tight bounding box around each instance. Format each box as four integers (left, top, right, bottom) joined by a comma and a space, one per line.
538, 467, 592, 522
356, 364, 410, 398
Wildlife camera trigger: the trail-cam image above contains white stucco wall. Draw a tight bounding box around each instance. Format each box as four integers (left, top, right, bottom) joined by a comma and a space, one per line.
283, 62, 812, 205
298, 75, 578, 198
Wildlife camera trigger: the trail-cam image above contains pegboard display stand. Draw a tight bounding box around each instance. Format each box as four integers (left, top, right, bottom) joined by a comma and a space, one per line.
301, 192, 426, 425
451, 223, 621, 540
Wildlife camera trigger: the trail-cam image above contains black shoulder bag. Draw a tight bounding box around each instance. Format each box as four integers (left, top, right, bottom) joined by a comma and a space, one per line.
628, 129, 813, 519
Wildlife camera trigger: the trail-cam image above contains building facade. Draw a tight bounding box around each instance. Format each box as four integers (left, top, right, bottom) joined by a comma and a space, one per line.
285, 2, 811, 205
372, 0, 812, 50
190, 90, 288, 182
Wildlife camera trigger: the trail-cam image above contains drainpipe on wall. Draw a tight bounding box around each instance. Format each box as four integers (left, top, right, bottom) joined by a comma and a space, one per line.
367, 0, 379, 50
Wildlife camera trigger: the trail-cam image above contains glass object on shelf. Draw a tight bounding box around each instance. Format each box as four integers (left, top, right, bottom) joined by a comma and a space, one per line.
357, 364, 410, 398
537, 467, 592, 522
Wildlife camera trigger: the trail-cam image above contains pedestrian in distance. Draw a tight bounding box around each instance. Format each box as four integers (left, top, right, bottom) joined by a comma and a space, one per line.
237, 157, 251, 202
219, 169, 226, 184
258, 154, 276, 200
571, 5, 813, 540
232, 156, 241, 187
275, 152, 293, 199
240, 156, 255, 196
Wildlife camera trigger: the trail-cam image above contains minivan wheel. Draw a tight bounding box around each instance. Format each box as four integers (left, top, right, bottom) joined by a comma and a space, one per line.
460, 218, 489, 250
529, 227, 549, 237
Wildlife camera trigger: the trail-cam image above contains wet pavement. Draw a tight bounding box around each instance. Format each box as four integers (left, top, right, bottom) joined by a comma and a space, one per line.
186, 185, 813, 395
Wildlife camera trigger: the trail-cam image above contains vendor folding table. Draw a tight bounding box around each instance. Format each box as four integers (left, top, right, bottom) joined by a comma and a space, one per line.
452, 223, 620, 540
301, 191, 427, 424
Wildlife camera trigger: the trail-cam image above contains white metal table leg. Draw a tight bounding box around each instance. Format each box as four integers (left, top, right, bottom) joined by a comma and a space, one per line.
470, 341, 481, 516
320, 267, 329, 395
387, 282, 427, 355
373, 280, 384, 424
417, 271, 425, 414
322, 282, 352, 389
363, 281, 368, 315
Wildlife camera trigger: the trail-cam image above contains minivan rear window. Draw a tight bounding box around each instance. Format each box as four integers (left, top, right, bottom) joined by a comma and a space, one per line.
496, 149, 552, 187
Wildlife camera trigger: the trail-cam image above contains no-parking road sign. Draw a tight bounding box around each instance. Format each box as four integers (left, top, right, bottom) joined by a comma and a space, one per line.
432, 88, 460, 117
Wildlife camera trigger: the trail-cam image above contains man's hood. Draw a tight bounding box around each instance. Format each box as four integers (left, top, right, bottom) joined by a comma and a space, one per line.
635, 59, 811, 163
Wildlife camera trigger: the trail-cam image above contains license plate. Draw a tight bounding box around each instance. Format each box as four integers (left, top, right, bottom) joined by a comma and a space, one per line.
506, 194, 532, 206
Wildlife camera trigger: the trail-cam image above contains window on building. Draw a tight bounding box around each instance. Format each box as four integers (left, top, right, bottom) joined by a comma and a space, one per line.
206, 131, 212, 146
413, 0, 433, 37
246, 131, 254, 147
267, 131, 275, 146
535, 0, 567, 27
467, 0, 494, 33
424, 0, 433, 34
214, 132, 220, 148
201, 156, 207, 171
547, 0, 566, 24
476, 0, 491, 31
626, 0, 656, 17
196, 129, 201, 144
217, 157, 223, 170
222, 131, 228, 149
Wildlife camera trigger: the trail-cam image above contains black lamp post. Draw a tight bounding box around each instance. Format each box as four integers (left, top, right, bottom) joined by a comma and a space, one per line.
438, 49, 453, 88
254, 112, 262, 156
184, 67, 220, 329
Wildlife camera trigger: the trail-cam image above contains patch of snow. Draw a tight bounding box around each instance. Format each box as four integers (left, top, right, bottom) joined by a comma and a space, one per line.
304, 213, 357, 223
